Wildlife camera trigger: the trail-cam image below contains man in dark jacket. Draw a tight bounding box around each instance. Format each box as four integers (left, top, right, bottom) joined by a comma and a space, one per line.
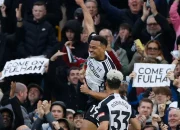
23, 83, 43, 113
132, 0, 175, 63
16, 1, 57, 58
46, 58, 85, 111
2, 0, 62, 33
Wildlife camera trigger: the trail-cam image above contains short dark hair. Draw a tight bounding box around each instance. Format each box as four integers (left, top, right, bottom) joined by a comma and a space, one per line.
33, 1, 46, 8
91, 35, 108, 46
119, 23, 132, 32
107, 79, 121, 90
139, 98, 153, 108
142, 125, 157, 130
67, 67, 80, 76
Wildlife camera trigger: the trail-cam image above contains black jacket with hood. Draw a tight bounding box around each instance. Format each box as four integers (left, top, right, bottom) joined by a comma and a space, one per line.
16, 16, 57, 58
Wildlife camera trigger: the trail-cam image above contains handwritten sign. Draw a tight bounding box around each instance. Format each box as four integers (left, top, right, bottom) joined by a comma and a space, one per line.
0, 0, 4, 6
133, 63, 175, 87
0, 57, 49, 79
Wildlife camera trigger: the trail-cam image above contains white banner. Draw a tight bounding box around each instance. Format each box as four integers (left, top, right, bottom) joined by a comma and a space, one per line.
0, 57, 49, 79
0, 0, 4, 6
133, 63, 176, 87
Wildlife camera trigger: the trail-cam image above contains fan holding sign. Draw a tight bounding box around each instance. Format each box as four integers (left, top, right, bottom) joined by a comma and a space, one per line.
132, 63, 175, 87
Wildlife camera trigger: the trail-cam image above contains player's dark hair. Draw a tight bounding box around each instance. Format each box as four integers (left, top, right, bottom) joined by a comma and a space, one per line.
107, 78, 121, 90
33, 1, 46, 9
67, 67, 80, 76
139, 98, 153, 108
142, 125, 157, 130
91, 35, 108, 47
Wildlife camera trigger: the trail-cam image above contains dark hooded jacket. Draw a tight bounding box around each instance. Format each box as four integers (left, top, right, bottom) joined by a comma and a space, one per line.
49, 20, 89, 59
16, 16, 57, 58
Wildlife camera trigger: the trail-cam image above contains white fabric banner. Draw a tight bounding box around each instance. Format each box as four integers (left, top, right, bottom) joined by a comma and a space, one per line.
0, 57, 49, 79
133, 63, 176, 87
0, 0, 4, 6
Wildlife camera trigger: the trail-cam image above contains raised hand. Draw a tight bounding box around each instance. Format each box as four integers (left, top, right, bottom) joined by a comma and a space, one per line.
136, 115, 147, 127
37, 101, 44, 119
50, 50, 67, 61
160, 123, 168, 130
94, 14, 100, 25
172, 59, 179, 65
75, 0, 84, 6
129, 71, 137, 79
141, 2, 150, 21
42, 100, 51, 115
158, 104, 166, 117
15, 4, 22, 21
80, 80, 91, 95
152, 114, 161, 128
148, 91, 155, 100
152, 114, 161, 122
65, 41, 75, 49
10, 82, 16, 98
149, 0, 158, 15
166, 71, 175, 81
52, 121, 61, 130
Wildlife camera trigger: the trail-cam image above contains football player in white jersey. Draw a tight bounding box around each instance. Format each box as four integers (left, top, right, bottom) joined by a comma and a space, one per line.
96, 69, 141, 130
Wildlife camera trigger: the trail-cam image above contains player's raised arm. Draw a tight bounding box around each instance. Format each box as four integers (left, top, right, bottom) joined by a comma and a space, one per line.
75, 0, 95, 35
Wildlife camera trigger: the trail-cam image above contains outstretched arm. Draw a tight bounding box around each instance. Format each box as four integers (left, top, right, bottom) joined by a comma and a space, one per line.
75, 0, 95, 35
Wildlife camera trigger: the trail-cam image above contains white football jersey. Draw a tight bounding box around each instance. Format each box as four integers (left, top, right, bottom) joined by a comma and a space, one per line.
97, 93, 134, 130
85, 54, 116, 92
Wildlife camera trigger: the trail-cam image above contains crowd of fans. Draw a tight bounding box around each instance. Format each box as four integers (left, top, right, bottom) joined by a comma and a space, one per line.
0, 0, 180, 130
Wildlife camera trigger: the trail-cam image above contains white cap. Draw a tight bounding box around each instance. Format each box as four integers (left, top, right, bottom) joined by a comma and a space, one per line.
107, 69, 123, 81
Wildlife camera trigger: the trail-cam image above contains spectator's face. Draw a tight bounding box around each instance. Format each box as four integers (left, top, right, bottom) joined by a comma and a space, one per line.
32, 5, 46, 20
128, 0, 142, 14
58, 122, 68, 130
68, 69, 79, 85
146, 42, 160, 58
89, 40, 106, 60
174, 64, 180, 78
99, 30, 113, 45
73, 114, 83, 128
155, 93, 170, 104
51, 105, 64, 120
138, 102, 152, 117
168, 109, 180, 128
146, 17, 161, 36
119, 28, 130, 41
66, 29, 75, 41
85, 1, 98, 17
1, 112, 11, 127
28, 87, 41, 104
66, 113, 74, 122
81, 30, 88, 43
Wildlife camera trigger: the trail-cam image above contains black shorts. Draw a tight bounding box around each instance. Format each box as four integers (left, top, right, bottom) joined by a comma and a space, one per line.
84, 104, 99, 127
